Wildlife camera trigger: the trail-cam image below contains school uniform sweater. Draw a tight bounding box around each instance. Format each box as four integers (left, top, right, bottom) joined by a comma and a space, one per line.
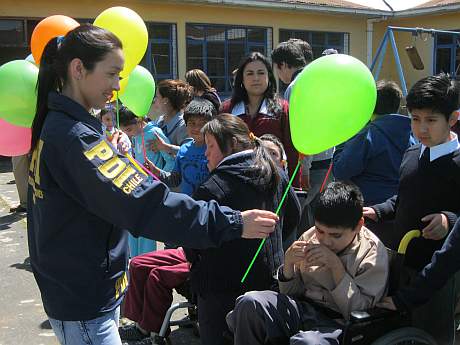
372, 143, 460, 270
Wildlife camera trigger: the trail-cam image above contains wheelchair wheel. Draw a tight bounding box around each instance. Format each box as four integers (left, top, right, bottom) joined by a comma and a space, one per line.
370, 327, 437, 345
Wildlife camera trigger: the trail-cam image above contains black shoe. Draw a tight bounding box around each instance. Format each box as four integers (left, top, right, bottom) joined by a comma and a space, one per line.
119, 324, 149, 341
10, 205, 26, 213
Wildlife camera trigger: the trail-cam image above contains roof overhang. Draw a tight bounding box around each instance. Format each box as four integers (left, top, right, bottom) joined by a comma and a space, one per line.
164, 0, 391, 17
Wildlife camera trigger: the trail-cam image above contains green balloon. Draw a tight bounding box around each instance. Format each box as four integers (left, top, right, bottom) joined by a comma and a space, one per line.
0, 60, 39, 128
290, 54, 376, 155
120, 65, 156, 117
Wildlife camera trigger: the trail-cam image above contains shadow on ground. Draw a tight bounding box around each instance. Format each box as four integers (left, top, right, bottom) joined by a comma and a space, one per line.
0, 212, 26, 231
10, 257, 33, 273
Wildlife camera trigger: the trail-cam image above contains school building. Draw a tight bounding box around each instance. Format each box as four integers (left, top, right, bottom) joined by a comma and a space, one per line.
1, 0, 460, 96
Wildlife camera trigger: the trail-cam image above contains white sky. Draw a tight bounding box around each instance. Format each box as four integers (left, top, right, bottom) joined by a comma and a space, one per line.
348, 0, 431, 10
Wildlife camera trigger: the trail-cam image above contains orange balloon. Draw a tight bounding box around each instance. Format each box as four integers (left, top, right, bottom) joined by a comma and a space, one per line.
31, 15, 79, 64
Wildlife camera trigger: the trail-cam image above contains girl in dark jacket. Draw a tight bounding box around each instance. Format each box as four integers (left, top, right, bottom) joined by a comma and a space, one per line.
187, 114, 301, 345
220, 52, 299, 187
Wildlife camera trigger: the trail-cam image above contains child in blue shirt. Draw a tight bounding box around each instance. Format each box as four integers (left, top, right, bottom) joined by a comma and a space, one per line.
119, 106, 175, 256
146, 98, 216, 196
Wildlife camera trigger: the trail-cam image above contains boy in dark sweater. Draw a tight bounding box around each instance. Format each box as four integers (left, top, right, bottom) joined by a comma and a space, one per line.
364, 73, 460, 271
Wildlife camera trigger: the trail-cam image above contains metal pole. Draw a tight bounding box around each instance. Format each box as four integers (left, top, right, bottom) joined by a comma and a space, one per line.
388, 29, 408, 96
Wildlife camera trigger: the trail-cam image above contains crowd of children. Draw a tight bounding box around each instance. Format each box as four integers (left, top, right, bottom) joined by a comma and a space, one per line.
28, 26, 460, 345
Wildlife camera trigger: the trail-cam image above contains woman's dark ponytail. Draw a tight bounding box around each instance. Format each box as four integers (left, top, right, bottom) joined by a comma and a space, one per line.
32, 37, 61, 149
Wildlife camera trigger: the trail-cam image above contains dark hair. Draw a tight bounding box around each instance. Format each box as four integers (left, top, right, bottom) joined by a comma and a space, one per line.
314, 181, 364, 229
271, 41, 307, 68
406, 73, 460, 120
374, 80, 402, 115
185, 69, 214, 93
202, 113, 279, 191
260, 133, 287, 164
287, 38, 313, 63
157, 79, 193, 111
118, 106, 138, 127
183, 98, 216, 125
231, 52, 282, 116
32, 24, 122, 148
100, 102, 116, 119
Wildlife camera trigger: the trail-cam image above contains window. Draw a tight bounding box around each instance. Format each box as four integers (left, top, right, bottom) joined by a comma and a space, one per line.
0, 19, 26, 46
0, 19, 29, 65
434, 31, 460, 78
141, 23, 177, 81
279, 29, 349, 59
186, 24, 272, 96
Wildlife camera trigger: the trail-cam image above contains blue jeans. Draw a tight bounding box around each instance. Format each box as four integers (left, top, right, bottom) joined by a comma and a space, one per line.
48, 307, 121, 345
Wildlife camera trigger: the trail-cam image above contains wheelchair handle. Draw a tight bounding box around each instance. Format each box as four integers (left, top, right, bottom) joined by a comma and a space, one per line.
397, 230, 421, 255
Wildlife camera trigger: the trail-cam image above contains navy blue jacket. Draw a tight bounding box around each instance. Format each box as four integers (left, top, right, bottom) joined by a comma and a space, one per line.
393, 217, 460, 311
187, 151, 301, 294
333, 114, 414, 205
27, 92, 244, 321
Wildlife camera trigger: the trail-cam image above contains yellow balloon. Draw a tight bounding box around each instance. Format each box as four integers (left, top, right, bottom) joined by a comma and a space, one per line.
94, 7, 148, 79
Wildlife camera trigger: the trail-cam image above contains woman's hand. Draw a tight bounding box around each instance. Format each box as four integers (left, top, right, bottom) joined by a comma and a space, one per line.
241, 210, 278, 239
363, 207, 378, 222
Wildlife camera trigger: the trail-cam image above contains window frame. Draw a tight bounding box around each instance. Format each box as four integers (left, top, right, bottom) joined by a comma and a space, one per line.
186, 23, 272, 96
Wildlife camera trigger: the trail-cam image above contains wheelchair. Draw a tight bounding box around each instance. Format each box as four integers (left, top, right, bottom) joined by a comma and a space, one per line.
152, 279, 199, 345
340, 233, 458, 345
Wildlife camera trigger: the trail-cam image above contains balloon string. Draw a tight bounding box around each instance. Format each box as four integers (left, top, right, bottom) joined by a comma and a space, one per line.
126, 153, 160, 181
241, 160, 301, 283
116, 93, 119, 129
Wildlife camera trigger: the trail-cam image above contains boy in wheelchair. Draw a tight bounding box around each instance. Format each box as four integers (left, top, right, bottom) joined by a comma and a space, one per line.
226, 181, 389, 345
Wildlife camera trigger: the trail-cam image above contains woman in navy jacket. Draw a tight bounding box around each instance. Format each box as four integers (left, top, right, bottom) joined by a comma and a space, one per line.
28, 24, 277, 345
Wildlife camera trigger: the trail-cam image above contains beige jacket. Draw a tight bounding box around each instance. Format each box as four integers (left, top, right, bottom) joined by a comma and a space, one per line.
279, 226, 389, 319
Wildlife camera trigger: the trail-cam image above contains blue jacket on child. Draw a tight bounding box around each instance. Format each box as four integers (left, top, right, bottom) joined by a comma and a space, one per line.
27, 92, 244, 321
133, 122, 175, 172
333, 114, 414, 205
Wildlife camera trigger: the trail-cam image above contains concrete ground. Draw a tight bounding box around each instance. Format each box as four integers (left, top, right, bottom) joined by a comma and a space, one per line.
0, 157, 199, 345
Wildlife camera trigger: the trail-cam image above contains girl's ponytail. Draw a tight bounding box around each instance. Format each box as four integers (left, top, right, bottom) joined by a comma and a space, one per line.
252, 134, 280, 193
32, 36, 61, 149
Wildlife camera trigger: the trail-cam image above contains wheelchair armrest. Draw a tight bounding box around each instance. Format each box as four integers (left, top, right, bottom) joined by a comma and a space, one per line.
350, 307, 403, 323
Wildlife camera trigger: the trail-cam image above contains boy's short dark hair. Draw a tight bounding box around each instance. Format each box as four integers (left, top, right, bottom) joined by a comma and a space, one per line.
271, 41, 307, 68
287, 38, 313, 63
374, 80, 402, 115
183, 98, 216, 125
118, 106, 138, 127
314, 181, 364, 229
406, 73, 460, 120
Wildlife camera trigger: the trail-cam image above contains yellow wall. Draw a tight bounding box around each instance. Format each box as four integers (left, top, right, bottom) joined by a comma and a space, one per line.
0, 0, 368, 78
373, 12, 460, 92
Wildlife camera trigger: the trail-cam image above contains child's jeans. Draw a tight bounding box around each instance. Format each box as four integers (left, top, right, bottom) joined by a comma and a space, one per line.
48, 306, 121, 345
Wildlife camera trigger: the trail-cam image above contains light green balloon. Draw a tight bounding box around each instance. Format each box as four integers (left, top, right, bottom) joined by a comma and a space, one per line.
120, 65, 156, 117
0, 60, 39, 128
290, 54, 377, 155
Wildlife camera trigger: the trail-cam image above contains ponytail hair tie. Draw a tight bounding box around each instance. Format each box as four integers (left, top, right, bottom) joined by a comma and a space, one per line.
249, 132, 257, 141
56, 35, 65, 46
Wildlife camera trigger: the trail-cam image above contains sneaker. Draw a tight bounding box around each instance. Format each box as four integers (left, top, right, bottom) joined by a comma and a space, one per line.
119, 324, 149, 341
